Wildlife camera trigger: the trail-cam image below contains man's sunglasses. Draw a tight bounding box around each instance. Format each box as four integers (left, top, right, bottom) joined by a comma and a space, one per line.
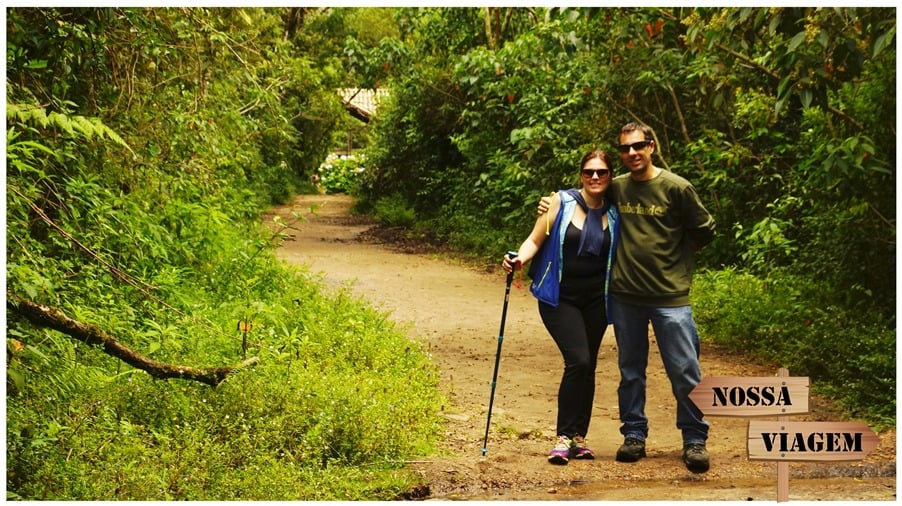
618, 140, 652, 153
581, 168, 610, 178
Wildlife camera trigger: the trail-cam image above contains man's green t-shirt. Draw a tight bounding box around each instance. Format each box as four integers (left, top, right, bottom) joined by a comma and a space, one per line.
609, 169, 715, 307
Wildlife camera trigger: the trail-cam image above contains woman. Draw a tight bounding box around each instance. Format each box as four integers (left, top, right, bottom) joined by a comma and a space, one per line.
502, 150, 619, 465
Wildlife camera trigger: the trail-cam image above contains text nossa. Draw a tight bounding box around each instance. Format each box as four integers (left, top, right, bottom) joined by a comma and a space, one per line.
712, 385, 793, 406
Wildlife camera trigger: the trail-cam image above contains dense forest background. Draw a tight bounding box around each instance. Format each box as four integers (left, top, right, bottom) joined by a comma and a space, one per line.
5, 7, 895, 500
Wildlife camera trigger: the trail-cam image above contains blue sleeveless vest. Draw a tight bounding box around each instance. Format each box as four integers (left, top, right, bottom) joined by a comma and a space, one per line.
529, 190, 619, 312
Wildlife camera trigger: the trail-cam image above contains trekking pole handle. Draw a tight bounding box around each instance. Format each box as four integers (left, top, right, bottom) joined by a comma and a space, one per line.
505, 250, 519, 265
505, 251, 518, 281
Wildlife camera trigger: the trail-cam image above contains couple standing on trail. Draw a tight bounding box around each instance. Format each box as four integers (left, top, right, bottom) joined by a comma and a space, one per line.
502, 122, 716, 474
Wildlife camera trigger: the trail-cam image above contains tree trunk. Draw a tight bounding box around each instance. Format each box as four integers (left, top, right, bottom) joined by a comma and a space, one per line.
484, 7, 499, 50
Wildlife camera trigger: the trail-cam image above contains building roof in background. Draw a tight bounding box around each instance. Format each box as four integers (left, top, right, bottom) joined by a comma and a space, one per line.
339, 88, 389, 122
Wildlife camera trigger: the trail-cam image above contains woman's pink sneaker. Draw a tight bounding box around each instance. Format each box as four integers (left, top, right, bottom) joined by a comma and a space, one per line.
548, 435, 571, 465
570, 434, 595, 459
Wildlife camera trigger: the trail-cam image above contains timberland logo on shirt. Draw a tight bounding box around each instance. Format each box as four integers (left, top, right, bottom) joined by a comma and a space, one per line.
618, 202, 666, 217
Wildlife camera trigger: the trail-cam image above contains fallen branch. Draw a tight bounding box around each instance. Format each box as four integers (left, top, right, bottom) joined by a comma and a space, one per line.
7, 292, 258, 387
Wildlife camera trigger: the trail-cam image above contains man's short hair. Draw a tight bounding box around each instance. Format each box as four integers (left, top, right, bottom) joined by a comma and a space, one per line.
620, 122, 653, 141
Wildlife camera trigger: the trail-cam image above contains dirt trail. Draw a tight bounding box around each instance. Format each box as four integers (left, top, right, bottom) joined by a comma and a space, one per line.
269, 194, 895, 501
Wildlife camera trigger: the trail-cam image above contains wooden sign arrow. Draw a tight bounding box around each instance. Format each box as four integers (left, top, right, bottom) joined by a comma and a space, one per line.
689, 376, 809, 417
748, 421, 879, 461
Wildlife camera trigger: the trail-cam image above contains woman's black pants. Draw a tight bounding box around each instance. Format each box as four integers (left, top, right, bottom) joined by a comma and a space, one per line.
538, 291, 606, 439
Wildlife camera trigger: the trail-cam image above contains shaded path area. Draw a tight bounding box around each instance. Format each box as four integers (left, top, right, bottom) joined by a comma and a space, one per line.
269, 194, 895, 501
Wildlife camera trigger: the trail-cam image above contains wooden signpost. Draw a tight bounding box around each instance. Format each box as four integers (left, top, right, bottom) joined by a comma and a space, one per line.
690, 368, 879, 502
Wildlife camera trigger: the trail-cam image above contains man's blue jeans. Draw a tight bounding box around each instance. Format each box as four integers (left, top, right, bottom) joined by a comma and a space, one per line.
611, 298, 709, 445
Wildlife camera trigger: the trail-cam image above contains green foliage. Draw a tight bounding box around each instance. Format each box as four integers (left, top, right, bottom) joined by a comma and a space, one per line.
693, 268, 895, 427
7, 103, 133, 155
373, 194, 416, 228
6, 7, 443, 500
358, 63, 466, 217
364, 9, 604, 257
293, 7, 401, 87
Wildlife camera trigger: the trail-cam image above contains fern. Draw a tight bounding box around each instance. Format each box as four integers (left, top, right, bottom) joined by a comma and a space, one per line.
7, 102, 134, 155
6, 128, 55, 178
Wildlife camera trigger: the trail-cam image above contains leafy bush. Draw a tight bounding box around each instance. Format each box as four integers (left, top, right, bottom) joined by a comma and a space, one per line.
692, 268, 895, 428
373, 194, 416, 228
317, 152, 367, 195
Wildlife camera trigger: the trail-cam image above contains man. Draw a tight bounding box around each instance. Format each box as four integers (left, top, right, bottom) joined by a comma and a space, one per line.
538, 122, 715, 473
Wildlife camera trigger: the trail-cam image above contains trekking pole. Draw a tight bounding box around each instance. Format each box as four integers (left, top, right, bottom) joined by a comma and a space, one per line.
482, 251, 518, 457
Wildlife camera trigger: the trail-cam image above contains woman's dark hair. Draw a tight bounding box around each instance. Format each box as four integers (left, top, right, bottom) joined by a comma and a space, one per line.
580, 149, 613, 171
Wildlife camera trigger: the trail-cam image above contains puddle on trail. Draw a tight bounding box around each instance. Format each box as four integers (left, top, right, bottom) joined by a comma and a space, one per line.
449, 476, 896, 501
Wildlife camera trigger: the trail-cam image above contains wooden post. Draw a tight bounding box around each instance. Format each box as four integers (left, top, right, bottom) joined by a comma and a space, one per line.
777, 367, 789, 502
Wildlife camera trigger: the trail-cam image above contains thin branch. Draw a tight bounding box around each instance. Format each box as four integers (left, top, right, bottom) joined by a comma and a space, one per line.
714, 41, 779, 80
870, 204, 896, 232
7, 292, 258, 387
10, 185, 159, 298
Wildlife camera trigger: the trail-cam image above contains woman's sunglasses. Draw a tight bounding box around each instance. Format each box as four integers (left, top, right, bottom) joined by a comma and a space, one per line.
581, 169, 610, 178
